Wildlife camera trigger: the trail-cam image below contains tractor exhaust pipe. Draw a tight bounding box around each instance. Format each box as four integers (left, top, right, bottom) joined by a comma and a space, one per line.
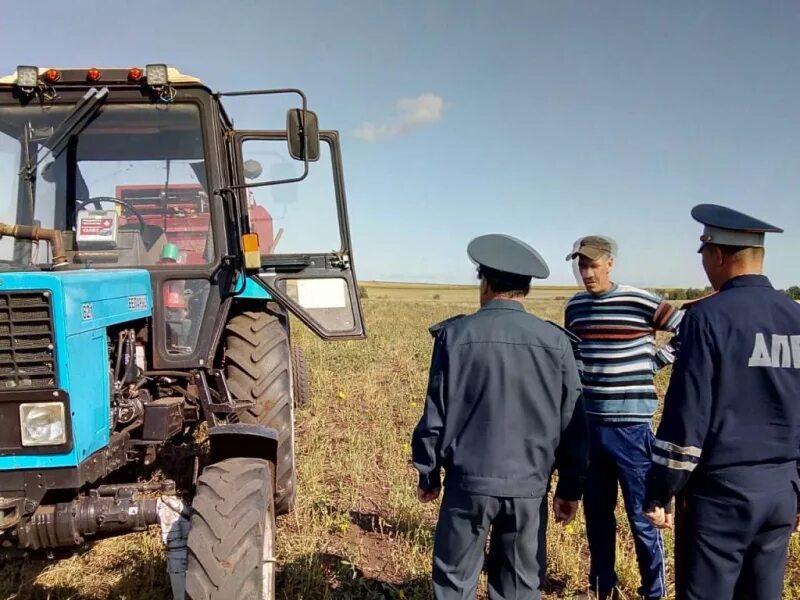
17, 492, 159, 550
0, 223, 68, 268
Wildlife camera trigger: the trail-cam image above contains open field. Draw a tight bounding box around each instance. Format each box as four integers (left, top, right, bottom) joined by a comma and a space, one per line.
1, 282, 798, 599
361, 281, 580, 304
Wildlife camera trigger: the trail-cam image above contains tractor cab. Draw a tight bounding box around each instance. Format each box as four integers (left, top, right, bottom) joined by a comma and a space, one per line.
0, 65, 365, 359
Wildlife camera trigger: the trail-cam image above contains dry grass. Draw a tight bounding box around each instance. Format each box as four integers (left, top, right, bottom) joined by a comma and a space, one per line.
1, 283, 800, 599
362, 281, 578, 305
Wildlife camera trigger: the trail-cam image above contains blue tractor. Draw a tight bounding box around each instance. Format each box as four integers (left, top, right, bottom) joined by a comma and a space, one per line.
0, 65, 366, 599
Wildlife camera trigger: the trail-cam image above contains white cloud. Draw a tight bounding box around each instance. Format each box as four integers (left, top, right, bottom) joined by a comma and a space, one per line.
398, 93, 444, 125
354, 93, 446, 142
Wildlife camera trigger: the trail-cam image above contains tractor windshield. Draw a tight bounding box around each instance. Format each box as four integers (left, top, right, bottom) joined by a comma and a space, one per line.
0, 100, 212, 269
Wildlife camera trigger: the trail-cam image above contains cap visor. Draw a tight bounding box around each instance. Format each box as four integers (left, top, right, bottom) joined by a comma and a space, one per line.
567, 247, 607, 261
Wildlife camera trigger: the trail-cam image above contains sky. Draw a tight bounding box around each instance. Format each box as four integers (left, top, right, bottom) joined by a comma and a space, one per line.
1, 0, 799, 289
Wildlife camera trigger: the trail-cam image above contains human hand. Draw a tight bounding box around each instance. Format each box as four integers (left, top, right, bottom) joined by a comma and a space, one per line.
417, 487, 441, 503
644, 505, 672, 529
553, 497, 579, 525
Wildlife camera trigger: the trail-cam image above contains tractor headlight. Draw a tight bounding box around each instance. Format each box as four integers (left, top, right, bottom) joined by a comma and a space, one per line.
19, 402, 66, 446
15, 65, 39, 89
145, 64, 169, 86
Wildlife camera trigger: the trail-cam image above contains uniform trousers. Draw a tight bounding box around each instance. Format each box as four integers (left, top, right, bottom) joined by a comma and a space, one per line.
676, 463, 797, 600
432, 487, 543, 600
537, 479, 550, 589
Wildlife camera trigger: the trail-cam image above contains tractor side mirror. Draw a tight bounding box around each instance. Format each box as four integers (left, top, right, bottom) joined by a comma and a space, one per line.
286, 109, 320, 162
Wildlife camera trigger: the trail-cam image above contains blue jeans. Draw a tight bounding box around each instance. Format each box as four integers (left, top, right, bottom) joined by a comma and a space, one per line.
584, 422, 666, 599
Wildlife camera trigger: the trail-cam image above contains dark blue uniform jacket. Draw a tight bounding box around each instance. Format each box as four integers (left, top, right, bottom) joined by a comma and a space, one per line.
411, 299, 588, 500
646, 275, 800, 506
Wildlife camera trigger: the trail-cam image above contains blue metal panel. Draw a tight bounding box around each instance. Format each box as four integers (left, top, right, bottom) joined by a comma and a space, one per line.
237, 275, 272, 300
57, 270, 153, 335
66, 328, 112, 462
0, 269, 152, 470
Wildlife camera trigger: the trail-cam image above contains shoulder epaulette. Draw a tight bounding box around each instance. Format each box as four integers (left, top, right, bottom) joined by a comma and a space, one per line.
546, 320, 581, 346
428, 314, 466, 338
681, 292, 718, 312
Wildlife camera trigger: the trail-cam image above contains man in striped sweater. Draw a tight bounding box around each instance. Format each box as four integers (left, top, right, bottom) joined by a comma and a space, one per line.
565, 236, 682, 600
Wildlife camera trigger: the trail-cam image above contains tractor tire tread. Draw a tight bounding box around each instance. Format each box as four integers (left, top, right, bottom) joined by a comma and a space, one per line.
290, 346, 311, 409
225, 311, 295, 514
186, 457, 275, 600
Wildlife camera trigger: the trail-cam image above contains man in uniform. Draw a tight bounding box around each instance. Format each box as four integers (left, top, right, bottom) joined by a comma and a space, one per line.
664, 291, 717, 600
411, 233, 588, 600
644, 204, 800, 600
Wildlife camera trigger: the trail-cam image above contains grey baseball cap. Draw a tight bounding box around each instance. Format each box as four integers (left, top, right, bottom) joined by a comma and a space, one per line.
565, 235, 616, 261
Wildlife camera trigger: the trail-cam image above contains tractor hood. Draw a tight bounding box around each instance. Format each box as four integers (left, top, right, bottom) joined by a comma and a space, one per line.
0, 269, 152, 471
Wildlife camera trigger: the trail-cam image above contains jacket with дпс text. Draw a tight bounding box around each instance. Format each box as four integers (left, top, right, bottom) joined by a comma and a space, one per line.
411, 298, 588, 500
645, 275, 800, 508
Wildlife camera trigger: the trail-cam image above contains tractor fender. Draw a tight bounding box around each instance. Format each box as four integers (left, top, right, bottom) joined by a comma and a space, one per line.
207, 423, 278, 466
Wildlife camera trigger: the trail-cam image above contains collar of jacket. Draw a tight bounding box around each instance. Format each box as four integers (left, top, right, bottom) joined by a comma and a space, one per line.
479, 298, 526, 312
720, 274, 773, 291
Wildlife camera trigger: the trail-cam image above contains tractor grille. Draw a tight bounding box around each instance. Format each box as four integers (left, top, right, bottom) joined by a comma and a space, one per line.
0, 292, 56, 390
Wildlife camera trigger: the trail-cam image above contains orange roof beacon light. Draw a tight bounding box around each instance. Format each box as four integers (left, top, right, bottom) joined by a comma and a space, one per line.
43, 69, 61, 83
86, 68, 102, 82
128, 67, 145, 82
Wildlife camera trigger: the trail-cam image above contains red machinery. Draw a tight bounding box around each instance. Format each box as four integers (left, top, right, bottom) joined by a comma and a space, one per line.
114, 184, 275, 264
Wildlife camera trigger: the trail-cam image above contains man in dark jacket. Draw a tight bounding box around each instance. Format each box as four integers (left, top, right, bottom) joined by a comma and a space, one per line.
645, 204, 800, 600
411, 233, 588, 600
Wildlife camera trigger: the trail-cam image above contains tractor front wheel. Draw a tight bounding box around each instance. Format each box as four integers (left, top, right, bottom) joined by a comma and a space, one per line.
185, 457, 275, 600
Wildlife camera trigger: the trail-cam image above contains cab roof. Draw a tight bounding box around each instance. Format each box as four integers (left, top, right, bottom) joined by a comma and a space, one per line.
0, 66, 201, 85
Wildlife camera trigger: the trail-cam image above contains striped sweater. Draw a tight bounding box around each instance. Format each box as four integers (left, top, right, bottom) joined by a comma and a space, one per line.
564, 284, 683, 424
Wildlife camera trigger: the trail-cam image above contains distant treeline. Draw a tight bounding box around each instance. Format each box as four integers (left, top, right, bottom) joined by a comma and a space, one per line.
650, 286, 800, 301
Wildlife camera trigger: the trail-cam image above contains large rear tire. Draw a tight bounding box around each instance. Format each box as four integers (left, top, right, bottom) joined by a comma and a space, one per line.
185, 457, 275, 600
225, 310, 295, 514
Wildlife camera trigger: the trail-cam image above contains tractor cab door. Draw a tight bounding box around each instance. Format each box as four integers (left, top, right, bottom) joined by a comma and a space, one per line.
233, 131, 366, 340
